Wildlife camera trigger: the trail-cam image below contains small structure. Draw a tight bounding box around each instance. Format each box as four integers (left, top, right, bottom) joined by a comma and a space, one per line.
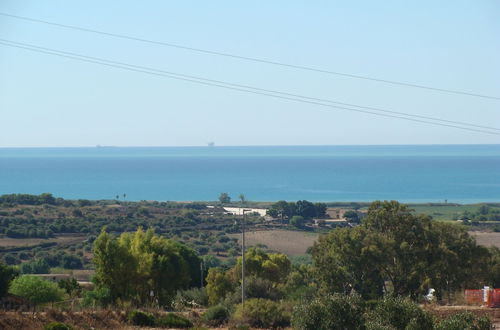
465, 287, 500, 307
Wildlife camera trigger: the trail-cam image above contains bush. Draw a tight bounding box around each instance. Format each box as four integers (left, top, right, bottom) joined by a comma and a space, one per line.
128, 310, 155, 327
366, 296, 434, 330
156, 313, 193, 328
9, 275, 65, 306
173, 287, 208, 309
44, 322, 71, 330
232, 298, 290, 328
203, 304, 229, 326
292, 293, 365, 330
435, 312, 492, 330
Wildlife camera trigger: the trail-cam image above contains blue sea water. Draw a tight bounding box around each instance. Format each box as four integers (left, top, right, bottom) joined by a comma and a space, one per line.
0, 145, 499, 203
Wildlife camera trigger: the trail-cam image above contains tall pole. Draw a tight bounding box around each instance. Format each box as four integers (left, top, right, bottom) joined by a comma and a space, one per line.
242, 209, 246, 307
241, 208, 251, 308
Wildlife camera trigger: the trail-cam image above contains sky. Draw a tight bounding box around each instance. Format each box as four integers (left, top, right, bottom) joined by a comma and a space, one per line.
0, 1, 499, 147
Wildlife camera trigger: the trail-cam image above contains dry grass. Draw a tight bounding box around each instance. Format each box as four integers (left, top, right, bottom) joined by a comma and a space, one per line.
229, 229, 319, 256
470, 231, 500, 248
0, 235, 86, 248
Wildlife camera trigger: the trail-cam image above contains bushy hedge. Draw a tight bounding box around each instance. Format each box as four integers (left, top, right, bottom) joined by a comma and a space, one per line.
366, 296, 435, 330
128, 310, 155, 327
156, 313, 193, 328
232, 298, 290, 328
292, 293, 365, 330
203, 304, 229, 326
435, 312, 492, 330
128, 310, 192, 328
44, 322, 71, 330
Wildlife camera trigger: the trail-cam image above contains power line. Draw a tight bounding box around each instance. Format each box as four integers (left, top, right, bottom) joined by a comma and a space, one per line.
0, 40, 499, 136
1, 11, 499, 101
2, 38, 498, 133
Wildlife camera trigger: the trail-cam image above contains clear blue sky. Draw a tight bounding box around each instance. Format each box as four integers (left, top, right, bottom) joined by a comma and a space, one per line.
0, 1, 499, 147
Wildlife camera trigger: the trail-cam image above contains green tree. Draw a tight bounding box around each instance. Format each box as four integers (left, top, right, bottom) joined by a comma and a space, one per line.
206, 268, 235, 305
93, 227, 201, 306
218, 193, 231, 204
0, 262, 18, 298
9, 275, 65, 306
343, 210, 360, 223
290, 215, 305, 228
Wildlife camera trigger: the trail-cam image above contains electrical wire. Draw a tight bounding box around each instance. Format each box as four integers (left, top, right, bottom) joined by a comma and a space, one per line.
1, 39, 498, 136
1, 11, 498, 101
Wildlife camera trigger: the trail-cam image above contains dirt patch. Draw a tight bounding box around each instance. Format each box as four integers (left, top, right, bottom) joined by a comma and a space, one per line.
0, 235, 86, 248
470, 232, 500, 248
229, 229, 319, 256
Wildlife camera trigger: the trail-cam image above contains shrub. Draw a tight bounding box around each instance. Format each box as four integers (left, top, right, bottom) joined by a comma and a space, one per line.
173, 287, 208, 309
435, 312, 492, 330
44, 322, 71, 330
128, 310, 155, 327
156, 313, 193, 328
203, 304, 229, 326
366, 296, 434, 330
232, 298, 290, 328
44, 322, 70, 330
292, 293, 365, 330
9, 275, 65, 306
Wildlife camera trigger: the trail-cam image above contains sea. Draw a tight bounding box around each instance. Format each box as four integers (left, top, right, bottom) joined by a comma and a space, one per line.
0, 145, 499, 204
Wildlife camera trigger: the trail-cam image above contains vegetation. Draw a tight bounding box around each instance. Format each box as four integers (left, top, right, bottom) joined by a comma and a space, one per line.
93, 227, 201, 306
9, 275, 65, 306
0, 261, 18, 297
313, 201, 495, 300
267, 200, 327, 220
232, 298, 290, 328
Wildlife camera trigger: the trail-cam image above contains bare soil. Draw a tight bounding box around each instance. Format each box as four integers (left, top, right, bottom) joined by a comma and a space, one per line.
229, 229, 319, 256
0, 235, 86, 248
470, 231, 500, 248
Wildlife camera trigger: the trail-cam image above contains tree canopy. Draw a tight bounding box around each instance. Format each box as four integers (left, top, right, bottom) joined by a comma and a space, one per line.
9, 275, 65, 305
93, 227, 201, 306
313, 200, 494, 300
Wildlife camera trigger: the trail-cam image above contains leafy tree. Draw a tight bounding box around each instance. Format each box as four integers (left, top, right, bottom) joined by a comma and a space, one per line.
9, 275, 65, 305
313, 200, 492, 301
343, 210, 360, 223
93, 227, 201, 306
206, 268, 235, 305
290, 215, 305, 228
238, 194, 246, 204
218, 193, 231, 204
232, 298, 290, 328
21, 258, 50, 274
435, 312, 492, 330
0, 262, 18, 298
234, 248, 291, 284
58, 278, 81, 297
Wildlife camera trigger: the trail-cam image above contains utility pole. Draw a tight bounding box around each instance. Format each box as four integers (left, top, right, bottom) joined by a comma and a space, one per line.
241, 208, 252, 308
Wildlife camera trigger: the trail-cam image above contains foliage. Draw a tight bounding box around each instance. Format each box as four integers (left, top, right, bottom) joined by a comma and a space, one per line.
93, 227, 201, 306
313, 200, 493, 300
9, 275, 65, 305
366, 296, 434, 330
206, 267, 235, 305
234, 247, 291, 283
0, 261, 18, 298
435, 312, 492, 330
0, 193, 56, 206
20, 258, 50, 274
81, 286, 112, 308
292, 293, 365, 330
219, 193, 231, 204
173, 287, 208, 309
44, 322, 72, 330
344, 210, 360, 223
156, 313, 193, 328
290, 215, 305, 228
57, 278, 81, 297
267, 200, 326, 220
232, 298, 290, 328
203, 304, 229, 326
128, 310, 155, 327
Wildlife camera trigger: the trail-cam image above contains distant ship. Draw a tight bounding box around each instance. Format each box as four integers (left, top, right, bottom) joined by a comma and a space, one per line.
208, 142, 215, 147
